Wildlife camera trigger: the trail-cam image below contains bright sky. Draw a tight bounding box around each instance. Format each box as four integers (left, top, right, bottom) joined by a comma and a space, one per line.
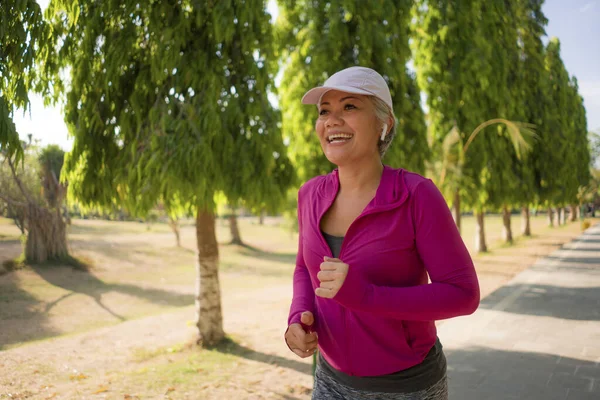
13, 0, 600, 151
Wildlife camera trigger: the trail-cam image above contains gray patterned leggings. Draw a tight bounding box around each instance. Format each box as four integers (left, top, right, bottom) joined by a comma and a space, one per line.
311, 366, 448, 400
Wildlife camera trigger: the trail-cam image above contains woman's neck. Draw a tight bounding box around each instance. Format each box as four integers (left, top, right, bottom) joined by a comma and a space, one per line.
337, 158, 384, 195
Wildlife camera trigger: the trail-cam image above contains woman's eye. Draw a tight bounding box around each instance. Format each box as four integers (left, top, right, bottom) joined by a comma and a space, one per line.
319, 109, 329, 116
344, 104, 356, 110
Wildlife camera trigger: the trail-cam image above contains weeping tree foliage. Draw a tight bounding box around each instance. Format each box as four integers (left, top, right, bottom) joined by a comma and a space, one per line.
413, 1, 502, 251
566, 76, 591, 205
1, 1, 69, 263
0, 0, 59, 163
413, 0, 491, 234
470, 0, 523, 245
276, 0, 428, 183
543, 38, 590, 223
513, 0, 549, 236
50, 0, 295, 345
414, 0, 542, 252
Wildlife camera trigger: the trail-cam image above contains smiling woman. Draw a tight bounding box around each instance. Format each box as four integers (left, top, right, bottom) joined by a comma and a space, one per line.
284, 67, 480, 400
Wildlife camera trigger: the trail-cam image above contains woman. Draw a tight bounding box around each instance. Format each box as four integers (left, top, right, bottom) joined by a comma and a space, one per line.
284, 66, 480, 399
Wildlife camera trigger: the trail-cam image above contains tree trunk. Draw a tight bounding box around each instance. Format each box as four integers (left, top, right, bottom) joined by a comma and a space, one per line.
502, 206, 513, 244
570, 204, 577, 222
168, 217, 181, 247
452, 190, 461, 233
521, 206, 531, 237
259, 209, 265, 226
548, 208, 554, 227
553, 208, 561, 226
559, 207, 566, 225
576, 205, 581, 220
229, 208, 243, 245
25, 205, 68, 263
195, 209, 225, 347
475, 211, 488, 253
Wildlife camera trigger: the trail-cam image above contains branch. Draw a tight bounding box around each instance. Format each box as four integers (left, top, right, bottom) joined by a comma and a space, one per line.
7, 156, 33, 203
0, 192, 27, 208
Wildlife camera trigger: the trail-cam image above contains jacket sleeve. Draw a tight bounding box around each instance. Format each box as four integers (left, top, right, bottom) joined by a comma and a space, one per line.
287, 189, 316, 328
333, 179, 480, 321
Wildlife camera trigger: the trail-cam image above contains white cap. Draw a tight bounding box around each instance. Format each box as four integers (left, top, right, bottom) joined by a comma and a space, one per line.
302, 66, 393, 113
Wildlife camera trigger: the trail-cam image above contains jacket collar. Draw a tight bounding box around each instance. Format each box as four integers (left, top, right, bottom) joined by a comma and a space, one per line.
317, 165, 409, 211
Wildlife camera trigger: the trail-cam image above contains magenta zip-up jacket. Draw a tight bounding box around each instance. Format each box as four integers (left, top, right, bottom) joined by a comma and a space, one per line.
288, 166, 480, 377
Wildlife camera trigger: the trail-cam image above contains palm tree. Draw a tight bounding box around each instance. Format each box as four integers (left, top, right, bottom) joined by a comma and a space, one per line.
431, 119, 535, 252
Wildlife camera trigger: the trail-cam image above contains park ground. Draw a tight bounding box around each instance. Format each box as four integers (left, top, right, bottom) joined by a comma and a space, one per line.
0, 214, 596, 399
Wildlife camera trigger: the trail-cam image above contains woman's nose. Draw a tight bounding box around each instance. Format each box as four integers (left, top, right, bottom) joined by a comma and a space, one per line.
325, 110, 344, 128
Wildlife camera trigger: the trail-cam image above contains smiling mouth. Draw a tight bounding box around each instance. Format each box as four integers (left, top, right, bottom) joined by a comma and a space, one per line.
327, 133, 354, 144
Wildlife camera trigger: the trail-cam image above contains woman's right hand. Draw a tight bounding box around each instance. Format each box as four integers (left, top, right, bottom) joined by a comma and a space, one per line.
285, 311, 318, 358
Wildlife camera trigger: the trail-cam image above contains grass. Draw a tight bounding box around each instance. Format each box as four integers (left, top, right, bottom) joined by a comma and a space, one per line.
122, 335, 277, 396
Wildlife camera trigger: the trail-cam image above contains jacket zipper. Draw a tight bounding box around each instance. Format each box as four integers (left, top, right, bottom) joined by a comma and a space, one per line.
337, 204, 403, 376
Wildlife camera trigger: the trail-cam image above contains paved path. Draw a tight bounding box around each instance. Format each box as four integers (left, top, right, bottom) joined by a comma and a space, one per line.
439, 223, 600, 400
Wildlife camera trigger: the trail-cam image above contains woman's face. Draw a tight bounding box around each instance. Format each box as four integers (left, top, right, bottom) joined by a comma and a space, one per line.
316, 90, 381, 167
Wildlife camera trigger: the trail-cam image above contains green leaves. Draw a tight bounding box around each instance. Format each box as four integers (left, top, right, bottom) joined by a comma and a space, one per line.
53, 0, 294, 218
0, 0, 55, 163
277, 0, 429, 182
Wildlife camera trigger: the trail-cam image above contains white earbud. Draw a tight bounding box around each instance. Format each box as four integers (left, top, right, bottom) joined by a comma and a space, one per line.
380, 124, 388, 141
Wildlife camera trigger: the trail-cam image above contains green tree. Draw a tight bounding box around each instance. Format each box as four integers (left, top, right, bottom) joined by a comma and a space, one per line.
513, 0, 549, 236
38, 144, 66, 209
566, 76, 591, 220
542, 38, 589, 225
277, 0, 428, 183
50, 0, 294, 345
0, 142, 70, 262
413, 1, 517, 252
589, 130, 600, 168
0, 145, 43, 233
0, 0, 59, 162
476, 0, 526, 245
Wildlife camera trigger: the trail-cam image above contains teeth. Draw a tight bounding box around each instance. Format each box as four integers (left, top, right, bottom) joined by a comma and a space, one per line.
327, 133, 353, 142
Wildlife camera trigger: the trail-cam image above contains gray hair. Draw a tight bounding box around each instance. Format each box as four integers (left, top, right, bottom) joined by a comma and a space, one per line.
369, 96, 397, 158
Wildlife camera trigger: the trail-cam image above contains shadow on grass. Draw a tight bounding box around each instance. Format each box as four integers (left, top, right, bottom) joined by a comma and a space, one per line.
30, 264, 193, 314
0, 272, 60, 350
0, 261, 193, 349
209, 337, 311, 376
234, 243, 297, 265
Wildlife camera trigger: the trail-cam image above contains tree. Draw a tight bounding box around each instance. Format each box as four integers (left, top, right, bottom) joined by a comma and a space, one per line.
542, 38, 590, 225
588, 130, 600, 168
513, 0, 549, 236
277, 0, 428, 183
50, 0, 294, 345
566, 76, 591, 215
0, 142, 70, 262
0, 145, 43, 233
0, 0, 59, 163
435, 119, 533, 251
228, 204, 243, 246
413, 0, 530, 252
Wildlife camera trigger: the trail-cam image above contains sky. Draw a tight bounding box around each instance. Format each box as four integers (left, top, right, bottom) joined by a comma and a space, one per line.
13, 0, 600, 151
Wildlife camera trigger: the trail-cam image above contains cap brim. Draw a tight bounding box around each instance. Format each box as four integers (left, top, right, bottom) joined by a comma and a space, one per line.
301, 85, 374, 105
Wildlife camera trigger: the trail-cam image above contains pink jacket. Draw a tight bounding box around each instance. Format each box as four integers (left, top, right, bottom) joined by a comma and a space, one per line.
288, 166, 480, 376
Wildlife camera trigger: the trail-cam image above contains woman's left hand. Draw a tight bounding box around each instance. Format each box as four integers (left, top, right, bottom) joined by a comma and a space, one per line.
316, 256, 349, 298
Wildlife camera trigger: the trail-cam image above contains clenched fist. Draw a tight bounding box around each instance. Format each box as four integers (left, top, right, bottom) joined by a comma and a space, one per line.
316, 256, 349, 299
285, 311, 318, 358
